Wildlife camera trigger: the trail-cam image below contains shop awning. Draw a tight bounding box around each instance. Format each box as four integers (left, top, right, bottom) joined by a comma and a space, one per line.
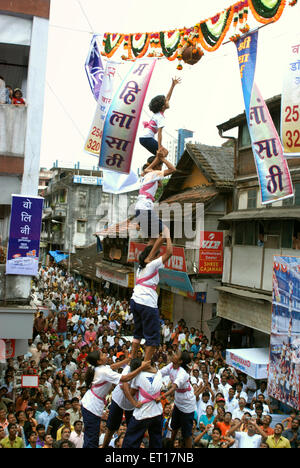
226, 348, 269, 379
216, 286, 272, 303
95, 261, 134, 288
219, 208, 300, 223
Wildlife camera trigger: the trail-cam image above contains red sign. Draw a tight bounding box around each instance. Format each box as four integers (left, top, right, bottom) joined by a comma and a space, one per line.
199, 231, 223, 274
128, 242, 187, 272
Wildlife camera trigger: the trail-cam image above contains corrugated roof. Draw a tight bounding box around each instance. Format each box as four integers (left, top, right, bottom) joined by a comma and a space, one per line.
219, 208, 300, 222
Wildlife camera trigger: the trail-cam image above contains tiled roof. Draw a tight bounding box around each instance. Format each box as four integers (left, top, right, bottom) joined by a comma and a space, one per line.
96, 218, 137, 237
162, 185, 218, 205
187, 143, 234, 184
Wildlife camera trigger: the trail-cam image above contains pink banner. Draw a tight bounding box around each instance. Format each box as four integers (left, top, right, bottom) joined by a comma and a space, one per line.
99, 59, 156, 174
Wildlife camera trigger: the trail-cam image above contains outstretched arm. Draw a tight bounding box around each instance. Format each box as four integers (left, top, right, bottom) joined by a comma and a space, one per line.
166, 77, 182, 102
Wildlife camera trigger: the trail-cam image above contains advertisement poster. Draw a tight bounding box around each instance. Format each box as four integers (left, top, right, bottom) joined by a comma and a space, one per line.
268, 256, 300, 410
6, 195, 44, 276
199, 231, 223, 274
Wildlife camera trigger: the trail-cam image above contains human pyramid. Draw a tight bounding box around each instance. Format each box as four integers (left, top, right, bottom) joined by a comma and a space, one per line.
81, 77, 200, 449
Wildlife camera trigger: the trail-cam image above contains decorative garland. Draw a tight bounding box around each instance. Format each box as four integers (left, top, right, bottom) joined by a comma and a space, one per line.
100, 0, 295, 67
249, 0, 286, 23
197, 7, 234, 52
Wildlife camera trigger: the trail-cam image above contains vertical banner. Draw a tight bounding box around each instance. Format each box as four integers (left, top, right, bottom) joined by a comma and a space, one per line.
281, 39, 300, 157
235, 31, 293, 204
84, 61, 119, 156
85, 35, 105, 101
268, 256, 300, 410
6, 195, 44, 276
99, 59, 156, 174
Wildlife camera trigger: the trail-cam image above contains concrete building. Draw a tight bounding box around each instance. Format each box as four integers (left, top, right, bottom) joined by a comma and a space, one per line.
216, 95, 300, 347
0, 0, 50, 357
42, 166, 104, 259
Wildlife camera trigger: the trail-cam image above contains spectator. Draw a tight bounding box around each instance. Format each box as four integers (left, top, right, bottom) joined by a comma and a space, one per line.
1, 423, 24, 448
12, 88, 25, 105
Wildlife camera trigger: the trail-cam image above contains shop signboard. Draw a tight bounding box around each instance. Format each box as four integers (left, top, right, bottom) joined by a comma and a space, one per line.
199, 231, 223, 274
128, 242, 187, 272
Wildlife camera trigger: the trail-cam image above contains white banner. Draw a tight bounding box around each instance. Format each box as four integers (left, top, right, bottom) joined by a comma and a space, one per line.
281, 39, 300, 157
84, 60, 119, 156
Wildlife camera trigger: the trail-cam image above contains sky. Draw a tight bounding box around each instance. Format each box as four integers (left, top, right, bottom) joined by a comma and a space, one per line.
40, 0, 300, 171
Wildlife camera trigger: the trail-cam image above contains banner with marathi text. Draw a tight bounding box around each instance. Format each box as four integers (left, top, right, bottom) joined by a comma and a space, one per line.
235, 31, 293, 204
99, 59, 156, 174
6, 195, 43, 276
281, 39, 300, 158
84, 60, 119, 156
268, 256, 300, 410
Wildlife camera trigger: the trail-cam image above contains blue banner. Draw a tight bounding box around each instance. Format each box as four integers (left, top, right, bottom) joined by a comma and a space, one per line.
6, 195, 44, 276
85, 35, 105, 102
235, 31, 293, 205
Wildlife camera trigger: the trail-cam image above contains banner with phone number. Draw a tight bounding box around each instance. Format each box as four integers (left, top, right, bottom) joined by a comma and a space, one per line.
84, 60, 119, 156
281, 39, 300, 157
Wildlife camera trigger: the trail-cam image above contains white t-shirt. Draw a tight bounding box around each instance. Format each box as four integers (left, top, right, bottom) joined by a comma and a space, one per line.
132, 257, 164, 309
232, 407, 248, 420
235, 432, 262, 449
160, 363, 196, 414
196, 399, 212, 423
111, 365, 136, 411
81, 365, 121, 417
135, 171, 164, 211
142, 112, 165, 138
131, 371, 163, 421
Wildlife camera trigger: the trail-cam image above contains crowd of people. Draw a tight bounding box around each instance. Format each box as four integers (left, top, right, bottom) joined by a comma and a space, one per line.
0, 264, 299, 449
0, 76, 25, 105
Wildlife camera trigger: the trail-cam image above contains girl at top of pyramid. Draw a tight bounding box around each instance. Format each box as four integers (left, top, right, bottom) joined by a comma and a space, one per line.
140, 76, 181, 158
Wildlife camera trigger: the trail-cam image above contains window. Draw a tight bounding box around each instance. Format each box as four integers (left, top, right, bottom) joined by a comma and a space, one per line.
239, 123, 251, 148
295, 183, 300, 206
247, 189, 257, 209
77, 220, 86, 233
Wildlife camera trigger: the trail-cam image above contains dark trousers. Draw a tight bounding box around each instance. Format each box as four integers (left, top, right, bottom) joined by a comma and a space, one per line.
139, 137, 158, 156
106, 399, 133, 432
82, 405, 101, 448
122, 414, 163, 448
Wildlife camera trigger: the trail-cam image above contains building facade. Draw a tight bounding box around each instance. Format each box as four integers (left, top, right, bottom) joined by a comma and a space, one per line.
0, 0, 50, 357
216, 95, 300, 347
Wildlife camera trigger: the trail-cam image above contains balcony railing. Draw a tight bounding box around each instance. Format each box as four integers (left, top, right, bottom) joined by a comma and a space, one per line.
0, 104, 27, 156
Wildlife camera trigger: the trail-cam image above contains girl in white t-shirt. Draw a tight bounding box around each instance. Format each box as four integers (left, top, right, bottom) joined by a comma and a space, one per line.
135, 153, 176, 261
139, 76, 181, 157
81, 350, 150, 448
130, 236, 173, 363
122, 359, 164, 448
159, 351, 197, 448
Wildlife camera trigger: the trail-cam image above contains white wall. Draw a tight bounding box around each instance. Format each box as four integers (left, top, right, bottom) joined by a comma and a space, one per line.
0, 14, 32, 46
